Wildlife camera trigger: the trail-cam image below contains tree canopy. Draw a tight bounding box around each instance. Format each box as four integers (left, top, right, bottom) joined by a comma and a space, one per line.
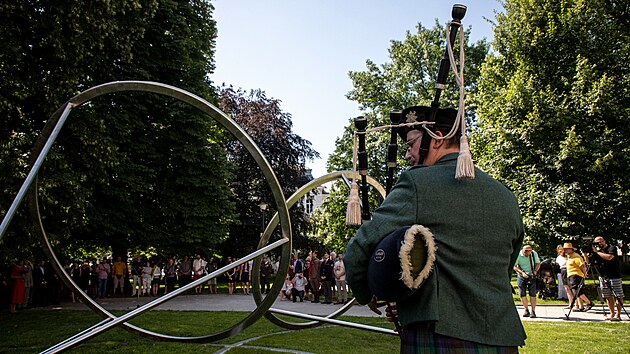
473, 0, 630, 254
0, 0, 235, 260
218, 86, 320, 258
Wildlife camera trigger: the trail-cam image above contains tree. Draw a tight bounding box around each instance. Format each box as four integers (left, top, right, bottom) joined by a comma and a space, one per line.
320, 20, 489, 250
0, 0, 158, 262
218, 86, 320, 258
0, 0, 235, 260
473, 0, 630, 255
306, 184, 357, 253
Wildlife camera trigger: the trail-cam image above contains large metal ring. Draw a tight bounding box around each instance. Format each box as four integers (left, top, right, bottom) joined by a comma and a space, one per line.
27, 81, 292, 342
252, 170, 385, 329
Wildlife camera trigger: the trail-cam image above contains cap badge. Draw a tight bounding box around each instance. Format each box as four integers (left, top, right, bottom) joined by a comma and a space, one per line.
406, 111, 417, 123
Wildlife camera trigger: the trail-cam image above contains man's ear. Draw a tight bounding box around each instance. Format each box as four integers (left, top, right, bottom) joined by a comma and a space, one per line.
432, 131, 444, 148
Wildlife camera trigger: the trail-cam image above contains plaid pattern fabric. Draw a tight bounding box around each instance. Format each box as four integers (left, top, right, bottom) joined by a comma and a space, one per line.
401, 324, 519, 354
600, 277, 624, 298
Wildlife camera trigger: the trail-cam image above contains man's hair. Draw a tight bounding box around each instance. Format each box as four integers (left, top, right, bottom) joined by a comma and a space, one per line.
431, 127, 460, 149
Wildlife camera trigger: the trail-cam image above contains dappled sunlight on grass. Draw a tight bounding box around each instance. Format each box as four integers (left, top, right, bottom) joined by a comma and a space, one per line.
0, 310, 628, 353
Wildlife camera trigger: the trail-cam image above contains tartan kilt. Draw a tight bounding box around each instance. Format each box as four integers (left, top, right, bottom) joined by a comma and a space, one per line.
401, 323, 519, 354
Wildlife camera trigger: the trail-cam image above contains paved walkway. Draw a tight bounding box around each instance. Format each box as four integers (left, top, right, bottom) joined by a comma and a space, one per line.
36, 293, 626, 322
43, 293, 379, 317
515, 303, 628, 322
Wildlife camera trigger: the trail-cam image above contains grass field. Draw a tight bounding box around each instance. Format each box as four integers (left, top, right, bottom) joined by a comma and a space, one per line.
1, 310, 629, 353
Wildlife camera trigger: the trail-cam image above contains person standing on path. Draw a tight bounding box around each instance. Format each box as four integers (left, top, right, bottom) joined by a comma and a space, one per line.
95, 258, 111, 299
586, 236, 623, 320
334, 253, 348, 304
514, 245, 541, 318
564, 242, 594, 312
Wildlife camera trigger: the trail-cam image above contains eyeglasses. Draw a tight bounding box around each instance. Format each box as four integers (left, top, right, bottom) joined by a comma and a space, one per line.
406, 135, 421, 149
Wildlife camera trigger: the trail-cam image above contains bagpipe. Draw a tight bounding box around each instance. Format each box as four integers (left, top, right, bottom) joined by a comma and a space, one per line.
346, 3, 473, 305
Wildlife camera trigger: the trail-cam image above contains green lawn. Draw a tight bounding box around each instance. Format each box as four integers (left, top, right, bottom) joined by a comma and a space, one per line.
1, 310, 629, 353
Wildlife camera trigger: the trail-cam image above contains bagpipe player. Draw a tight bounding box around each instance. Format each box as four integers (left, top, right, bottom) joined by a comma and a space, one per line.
343, 106, 527, 352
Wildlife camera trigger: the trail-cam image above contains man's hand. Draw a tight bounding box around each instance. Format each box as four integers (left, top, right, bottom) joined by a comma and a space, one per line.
385, 302, 399, 323
522, 273, 529, 279
367, 295, 387, 315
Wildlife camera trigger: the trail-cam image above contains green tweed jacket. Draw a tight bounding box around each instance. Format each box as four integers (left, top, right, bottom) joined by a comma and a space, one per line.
344, 153, 526, 346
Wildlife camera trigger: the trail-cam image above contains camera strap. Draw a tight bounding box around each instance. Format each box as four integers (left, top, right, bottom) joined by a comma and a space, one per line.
528, 255, 535, 276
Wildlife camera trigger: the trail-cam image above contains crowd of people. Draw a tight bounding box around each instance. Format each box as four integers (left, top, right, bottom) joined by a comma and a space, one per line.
4, 240, 622, 325
4, 257, 65, 313
221, 250, 350, 305
0, 254, 223, 313
555, 236, 625, 321
515, 236, 625, 321
1, 249, 351, 314
279, 251, 349, 304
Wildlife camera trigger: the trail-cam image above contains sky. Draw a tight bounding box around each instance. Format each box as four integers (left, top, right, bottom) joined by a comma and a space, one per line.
211, 0, 502, 178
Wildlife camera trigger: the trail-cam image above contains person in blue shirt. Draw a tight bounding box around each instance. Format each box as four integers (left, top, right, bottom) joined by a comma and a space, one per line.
513, 245, 541, 318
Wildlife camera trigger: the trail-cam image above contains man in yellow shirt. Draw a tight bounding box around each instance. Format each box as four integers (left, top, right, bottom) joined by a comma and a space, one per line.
112, 256, 127, 296
563, 242, 593, 312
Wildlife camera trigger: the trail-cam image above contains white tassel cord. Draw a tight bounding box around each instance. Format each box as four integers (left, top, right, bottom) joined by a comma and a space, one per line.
419, 22, 474, 180
446, 22, 475, 180
345, 181, 362, 226
456, 135, 475, 180
346, 133, 362, 226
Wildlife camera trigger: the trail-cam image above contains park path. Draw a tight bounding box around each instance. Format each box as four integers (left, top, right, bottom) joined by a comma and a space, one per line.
37, 293, 623, 322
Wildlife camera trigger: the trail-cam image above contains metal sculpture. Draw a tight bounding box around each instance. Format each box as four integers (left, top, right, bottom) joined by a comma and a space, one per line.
0, 81, 394, 353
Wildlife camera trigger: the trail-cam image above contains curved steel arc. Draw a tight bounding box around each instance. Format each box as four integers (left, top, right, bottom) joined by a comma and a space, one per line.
252, 170, 386, 330
23, 81, 291, 349
269, 308, 397, 335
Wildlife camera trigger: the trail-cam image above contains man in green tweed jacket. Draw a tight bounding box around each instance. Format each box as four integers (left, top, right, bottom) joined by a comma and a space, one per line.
344, 106, 526, 352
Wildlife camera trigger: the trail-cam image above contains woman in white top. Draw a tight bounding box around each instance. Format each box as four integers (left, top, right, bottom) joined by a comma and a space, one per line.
556, 244, 573, 308
151, 261, 163, 296
334, 254, 348, 304
141, 261, 152, 296
280, 274, 293, 300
